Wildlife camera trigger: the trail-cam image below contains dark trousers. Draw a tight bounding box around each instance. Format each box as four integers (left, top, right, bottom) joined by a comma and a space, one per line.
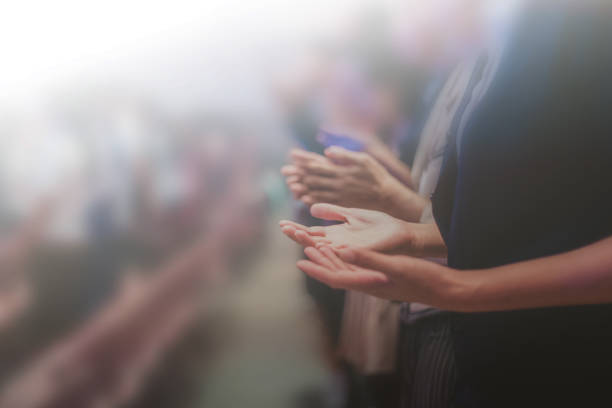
399, 314, 456, 408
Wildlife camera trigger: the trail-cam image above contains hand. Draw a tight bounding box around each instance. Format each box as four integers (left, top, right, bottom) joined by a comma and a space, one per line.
301, 236, 612, 313
316, 130, 414, 188
281, 148, 426, 221
316, 128, 389, 158
281, 149, 330, 200
279, 203, 444, 257
296, 245, 457, 305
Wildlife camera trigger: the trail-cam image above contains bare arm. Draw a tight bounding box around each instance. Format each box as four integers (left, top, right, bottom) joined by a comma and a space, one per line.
366, 141, 415, 189
296, 236, 612, 312
453, 236, 612, 312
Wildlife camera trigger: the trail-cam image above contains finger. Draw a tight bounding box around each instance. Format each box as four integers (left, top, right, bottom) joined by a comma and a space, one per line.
298, 161, 337, 177
304, 247, 336, 270
294, 230, 319, 247
281, 165, 302, 177
290, 149, 327, 164
302, 175, 338, 190
285, 175, 300, 184
280, 226, 300, 243
310, 203, 352, 222
314, 239, 333, 247
279, 220, 326, 237
319, 245, 350, 270
325, 146, 371, 166
335, 247, 406, 277
281, 226, 310, 248
301, 195, 314, 206
288, 183, 308, 197
279, 220, 309, 231
282, 226, 321, 246
296, 260, 388, 290
296, 260, 337, 285
307, 226, 327, 237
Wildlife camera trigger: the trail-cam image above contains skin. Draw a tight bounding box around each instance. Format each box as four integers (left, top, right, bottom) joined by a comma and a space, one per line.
317, 130, 416, 188
295, 236, 612, 313
361, 138, 416, 189
279, 203, 447, 258
282, 147, 428, 222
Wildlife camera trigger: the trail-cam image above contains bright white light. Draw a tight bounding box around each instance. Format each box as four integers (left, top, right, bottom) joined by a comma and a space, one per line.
0, 0, 359, 106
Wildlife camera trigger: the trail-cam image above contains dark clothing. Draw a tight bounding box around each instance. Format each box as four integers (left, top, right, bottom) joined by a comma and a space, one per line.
399, 314, 456, 408
432, 2, 612, 407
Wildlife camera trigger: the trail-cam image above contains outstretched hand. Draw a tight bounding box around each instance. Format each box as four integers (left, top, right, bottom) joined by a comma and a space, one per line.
281, 148, 426, 221
296, 245, 455, 305
280, 203, 412, 252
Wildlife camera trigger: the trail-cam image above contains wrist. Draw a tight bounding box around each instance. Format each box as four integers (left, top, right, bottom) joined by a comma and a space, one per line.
434, 267, 470, 311
384, 183, 427, 222
393, 220, 426, 257
436, 268, 483, 312
394, 222, 447, 259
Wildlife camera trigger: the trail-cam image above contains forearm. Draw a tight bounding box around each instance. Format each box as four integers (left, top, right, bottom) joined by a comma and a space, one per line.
398, 222, 448, 258
444, 236, 612, 312
367, 143, 414, 189
383, 183, 429, 222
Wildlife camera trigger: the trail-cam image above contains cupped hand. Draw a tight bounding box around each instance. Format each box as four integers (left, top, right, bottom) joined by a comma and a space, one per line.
297, 245, 455, 305
280, 203, 420, 254
286, 147, 397, 206
280, 147, 426, 221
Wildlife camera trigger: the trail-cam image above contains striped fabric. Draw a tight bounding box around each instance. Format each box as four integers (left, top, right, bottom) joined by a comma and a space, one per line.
399, 54, 492, 408
399, 314, 456, 408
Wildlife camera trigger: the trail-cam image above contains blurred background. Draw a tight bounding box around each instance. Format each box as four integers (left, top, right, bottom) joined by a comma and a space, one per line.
0, 1, 486, 407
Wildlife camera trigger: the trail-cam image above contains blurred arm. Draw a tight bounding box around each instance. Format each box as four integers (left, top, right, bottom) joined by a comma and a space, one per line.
365, 140, 415, 189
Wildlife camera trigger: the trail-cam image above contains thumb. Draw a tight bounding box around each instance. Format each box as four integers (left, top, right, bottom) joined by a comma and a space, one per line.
310, 203, 353, 222
325, 146, 369, 166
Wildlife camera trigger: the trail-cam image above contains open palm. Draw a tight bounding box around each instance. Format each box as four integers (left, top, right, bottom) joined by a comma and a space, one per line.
279, 203, 411, 253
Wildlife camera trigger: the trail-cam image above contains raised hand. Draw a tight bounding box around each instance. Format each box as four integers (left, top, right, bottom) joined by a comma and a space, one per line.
279, 203, 445, 257
296, 245, 454, 304
281, 147, 426, 221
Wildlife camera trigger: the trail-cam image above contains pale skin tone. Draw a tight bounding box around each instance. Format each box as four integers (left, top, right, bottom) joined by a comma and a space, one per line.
291, 234, 612, 314
282, 147, 428, 222
279, 203, 447, 258
358, 136, 416, 189
317, 130, 416, 188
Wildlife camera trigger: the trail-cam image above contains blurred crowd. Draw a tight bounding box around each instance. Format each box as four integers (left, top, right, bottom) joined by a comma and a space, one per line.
0, 95, 269, 407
